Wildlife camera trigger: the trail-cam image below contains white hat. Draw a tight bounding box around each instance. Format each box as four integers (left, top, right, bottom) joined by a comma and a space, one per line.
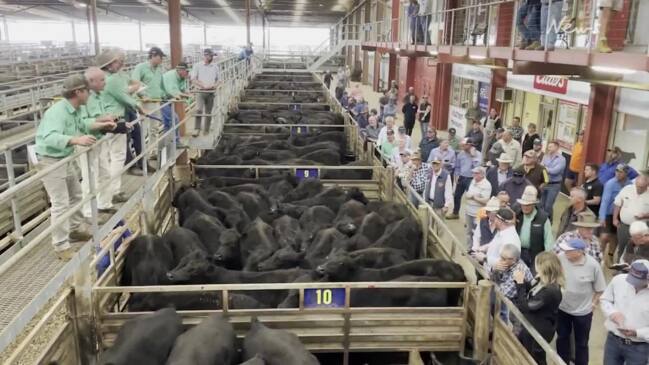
496, 153, 514, 164
485, 197, 501, 212
517, 185, 539, 205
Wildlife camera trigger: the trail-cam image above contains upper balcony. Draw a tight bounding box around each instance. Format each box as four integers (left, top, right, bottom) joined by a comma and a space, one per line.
351, 0, 649, 75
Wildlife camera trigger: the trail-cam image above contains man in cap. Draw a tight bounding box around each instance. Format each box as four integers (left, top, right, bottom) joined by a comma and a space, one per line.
600, 259, 649, 364
131, 47, 166, 153
515, 185, 553, 267
531, 138, 544, 161
191, 48, 221, 137
424, 156, 453, 218
499, 166, 533, 205
466, 119, 484, 152
486, 153, 513, 197
471, 196, 501, 252
522, 148, 548, 191
508, 116, 525, 143
497, 130, 522, 167
98, 49, 146, 203
540, 140, 566, 216
404, 151, 430, 205
556, 238, 607, 365
447, 127, 460, 151
619, 221, 649, 266
558, 187, 595, 236
161, 62, 192, 142
448, 137, 482, 219
463, 166, 492, 248
478, 207, 521, 267
79, 67, 118, 218
613, 172, 649, 260
36, 74, 116, 260
600, 163, 633, 261
555, 211, 603, 262
599, 146, 638, 184
427, 139, 455, 177
418, 127, 439, 162
490, 242, 533, 302
486, 140, 504, 166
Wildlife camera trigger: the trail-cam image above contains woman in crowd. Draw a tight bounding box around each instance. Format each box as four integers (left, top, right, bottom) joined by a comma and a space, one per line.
514, 251, 564, 365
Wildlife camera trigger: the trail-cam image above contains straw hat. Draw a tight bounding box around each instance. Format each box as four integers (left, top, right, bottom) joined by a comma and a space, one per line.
485, 197, 501, 212
572, 211, 600, 228
411, 151, 422, 161
496, 153, 513, 164
96, 49, 118, 69
517, 185, 539, 205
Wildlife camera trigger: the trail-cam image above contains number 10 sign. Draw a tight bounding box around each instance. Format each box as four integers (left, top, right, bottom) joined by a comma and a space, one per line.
304, 288, 345, 308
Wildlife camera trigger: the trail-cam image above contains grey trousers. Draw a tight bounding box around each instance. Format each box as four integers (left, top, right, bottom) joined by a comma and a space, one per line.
195, 93, 215, 132
617, 222, 630, 259
38, 156, 84, 251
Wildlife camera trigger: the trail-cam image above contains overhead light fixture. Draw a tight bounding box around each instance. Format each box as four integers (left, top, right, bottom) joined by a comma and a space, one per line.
74, 2, 87, 8
429, 50, 438, 55
395, 47, 401, 52
469, 55, 486, 60
591, 65, 636, 75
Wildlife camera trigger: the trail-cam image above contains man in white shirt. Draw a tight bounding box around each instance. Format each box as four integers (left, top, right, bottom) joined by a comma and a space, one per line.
600, 259, 649, 364
475, 208, 521, 267
613, 173, 649, 259
424, 156, 453, 219
463, 166, 492, 248
497, 130, 522, 167
376, 116, 398, 146
190, 48, 220, 136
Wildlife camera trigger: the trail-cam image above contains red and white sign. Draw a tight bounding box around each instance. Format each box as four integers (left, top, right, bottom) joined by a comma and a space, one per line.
533, 76, 568, 94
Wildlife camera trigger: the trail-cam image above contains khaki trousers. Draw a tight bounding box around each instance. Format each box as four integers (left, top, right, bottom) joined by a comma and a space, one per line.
79, 141, 112, 217
105, 133, 127, 196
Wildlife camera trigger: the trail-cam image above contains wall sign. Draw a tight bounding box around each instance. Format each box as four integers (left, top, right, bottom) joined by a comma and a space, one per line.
533, 76, 568, 94
555, 101, 580, 151
448, 105, 468, 138
478, 82, 490, 114
304, 288, 346, 308
451, 64, 492, 84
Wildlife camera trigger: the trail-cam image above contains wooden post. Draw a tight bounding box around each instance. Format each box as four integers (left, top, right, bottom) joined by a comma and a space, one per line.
474, 279, 494, 361
408, 350, 425, 365
417, 205, 429, 259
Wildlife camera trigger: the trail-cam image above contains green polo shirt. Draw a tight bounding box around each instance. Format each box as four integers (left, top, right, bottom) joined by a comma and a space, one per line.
519, 209, 555, 250
101, 70, 139, 118
131, 62, 165, 99
79, 91, 106, 139
36, 99, 86, 158
162, 69, 187, 99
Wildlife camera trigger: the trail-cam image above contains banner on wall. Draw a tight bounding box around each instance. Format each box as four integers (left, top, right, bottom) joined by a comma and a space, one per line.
448, 105, 468, 138
555, 101, 580, 151
478, 82, 490, 114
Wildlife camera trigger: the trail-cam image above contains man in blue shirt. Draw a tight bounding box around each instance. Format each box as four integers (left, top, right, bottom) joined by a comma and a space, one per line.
540, 140, 566, 218
447, 137, 482, 219
599, 163, 633, 264
599, 146, 638, 184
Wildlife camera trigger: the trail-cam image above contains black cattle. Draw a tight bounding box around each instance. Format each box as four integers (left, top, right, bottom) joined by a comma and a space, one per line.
164, 227, 207, 265
333, 199, 368, 236
347, 247, 409, 268
356, 212, 387, 242
173, 187, 220, 225
239, 355, 266, 365
282, 178, 323, 202
240, 218, 280, 271
98, 308, 183, 365
304, 227, 346, 267
236, 191, 271, 221
206, 190, 241, 210
166, 313, 237, 365
121, 235, 173, 287
321, 161, 373, 180
228, 293, 271, 309
366, 201, 409, 224
316, 256, 465, 283
181, 211, 225, 255
243, 318, 320, 365
350, 275, 451, 307
371, 217, 422, 260
299, 149, 340, 165
298, 205, 335, 241
272, 215, 302, 249
213, 228, 243, 269
256, 246, 306, 271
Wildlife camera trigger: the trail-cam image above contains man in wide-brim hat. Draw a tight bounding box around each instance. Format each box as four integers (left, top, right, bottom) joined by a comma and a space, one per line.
515, 185, 553, 267
554, 211, 603, 262
486, 153, 514, 197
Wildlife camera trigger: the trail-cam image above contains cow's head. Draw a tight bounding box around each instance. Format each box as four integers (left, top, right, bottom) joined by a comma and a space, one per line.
257, 246, 305, 271
166, 250, 210, 283
316, 253, 354, 280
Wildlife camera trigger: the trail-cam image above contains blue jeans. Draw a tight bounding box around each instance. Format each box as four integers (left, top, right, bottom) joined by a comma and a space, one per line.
161, 103, 180, 143
556, 310, 593, 365
540, 1, 563, 48
465, 214, 477, 249
603, 332, 649, 365
409, 17, 418, 43
417, 15, 431, 44
518, 0, 542, 42
453, 176, 472, 215
124, 109, 143, 169
540, 182, 561, 218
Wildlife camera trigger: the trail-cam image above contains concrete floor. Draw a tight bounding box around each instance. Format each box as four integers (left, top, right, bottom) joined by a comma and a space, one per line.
343, 79, 608, 364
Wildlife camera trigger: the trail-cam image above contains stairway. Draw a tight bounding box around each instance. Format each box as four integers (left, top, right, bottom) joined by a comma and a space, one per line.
307, 39, 361, 72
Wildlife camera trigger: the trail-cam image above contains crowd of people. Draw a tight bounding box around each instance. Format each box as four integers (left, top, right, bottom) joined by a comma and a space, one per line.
335, 77, 649, 364
35, 46, 224, 260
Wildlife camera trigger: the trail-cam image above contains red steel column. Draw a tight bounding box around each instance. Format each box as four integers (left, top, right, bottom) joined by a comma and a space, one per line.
373, 51, 381, 91
391, 0, 400, 42
388, 53, 397, 86
583, 85, 616, 164
432, 63, 452, 130
168, 0, 185, 146
246, 0, 251, 45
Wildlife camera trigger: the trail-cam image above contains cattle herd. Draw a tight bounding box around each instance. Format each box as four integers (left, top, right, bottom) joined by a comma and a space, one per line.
100, 72, 467, 364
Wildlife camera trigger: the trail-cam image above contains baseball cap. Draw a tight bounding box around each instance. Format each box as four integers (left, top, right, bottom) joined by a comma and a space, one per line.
410, 151, 421, 160
495, 208, 514, 223
448, 128, 456, 134
62, 74, 88, 92
533, 138, 542, 145
626, 260, 649, 288
615, 163, 629, 172
398, 126, 406, 133
512, 167, 525, 177
149, 46, 166, 57
203, 48, 214, 55
558, 238, 587, 252
462, 137, 473, 145
523, 150, 536, 158
176, 62, 189, 70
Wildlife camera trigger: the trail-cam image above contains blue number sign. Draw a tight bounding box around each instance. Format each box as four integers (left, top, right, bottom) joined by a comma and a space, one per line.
290, 126, 308, 135
304, 288, 346, 308
289, 103, 301, 111
295, 168, 318, 182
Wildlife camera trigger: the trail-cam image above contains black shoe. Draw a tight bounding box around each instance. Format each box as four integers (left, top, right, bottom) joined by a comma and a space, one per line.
112, 192, 128, 204
147, 164, 157, 173
98, 207, 117, 214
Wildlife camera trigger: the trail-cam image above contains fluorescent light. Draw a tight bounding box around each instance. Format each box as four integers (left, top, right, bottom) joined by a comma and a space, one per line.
591, 66, 636, 75
395, 47, 401, 52
429, 50, 438, 55
469, 55, 486, 60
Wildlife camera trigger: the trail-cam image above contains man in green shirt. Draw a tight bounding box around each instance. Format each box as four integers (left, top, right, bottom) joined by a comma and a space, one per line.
131, 47, 166, 155
35, 74, 116, 260
514, 186, 554, 268
98, 49, 145, 202
161, 62, 191, 143
79, 66, 117, 218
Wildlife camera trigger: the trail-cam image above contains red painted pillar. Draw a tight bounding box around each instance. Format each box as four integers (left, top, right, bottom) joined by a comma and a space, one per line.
388, 53, 397, 86
373, 51, 381, 91
583, 85, 616, 164
495, 2, 514, 46
432, 63, 452, 130
391, 0, 400, 43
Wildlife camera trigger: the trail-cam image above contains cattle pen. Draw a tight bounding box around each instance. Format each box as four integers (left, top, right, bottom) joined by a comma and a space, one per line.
2, 61, 563, 365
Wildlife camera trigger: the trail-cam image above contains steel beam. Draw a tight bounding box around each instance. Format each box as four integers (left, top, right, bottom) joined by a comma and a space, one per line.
90, 0, 99, 55
246, 0, 251, 45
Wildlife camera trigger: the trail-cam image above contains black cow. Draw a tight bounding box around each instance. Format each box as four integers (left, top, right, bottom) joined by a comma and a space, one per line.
166, 313, 237, 365
346, 247, 409, 268
240, 218, 280, 271
181, 210, 225, 255
282, 178, 323, 202
304, 227, 346, 267
371, 217, 422, 260
98, 308, 183, 365
213, 228, 243, 269
333, 199, 368, 236
257, 246, 306, 271
164, 227, 207, 266
298, 205, 335, 241
272, 215, 302, 250
239, 355, 266, 365
243, 318, 320, 365
356, 212, 387, 242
